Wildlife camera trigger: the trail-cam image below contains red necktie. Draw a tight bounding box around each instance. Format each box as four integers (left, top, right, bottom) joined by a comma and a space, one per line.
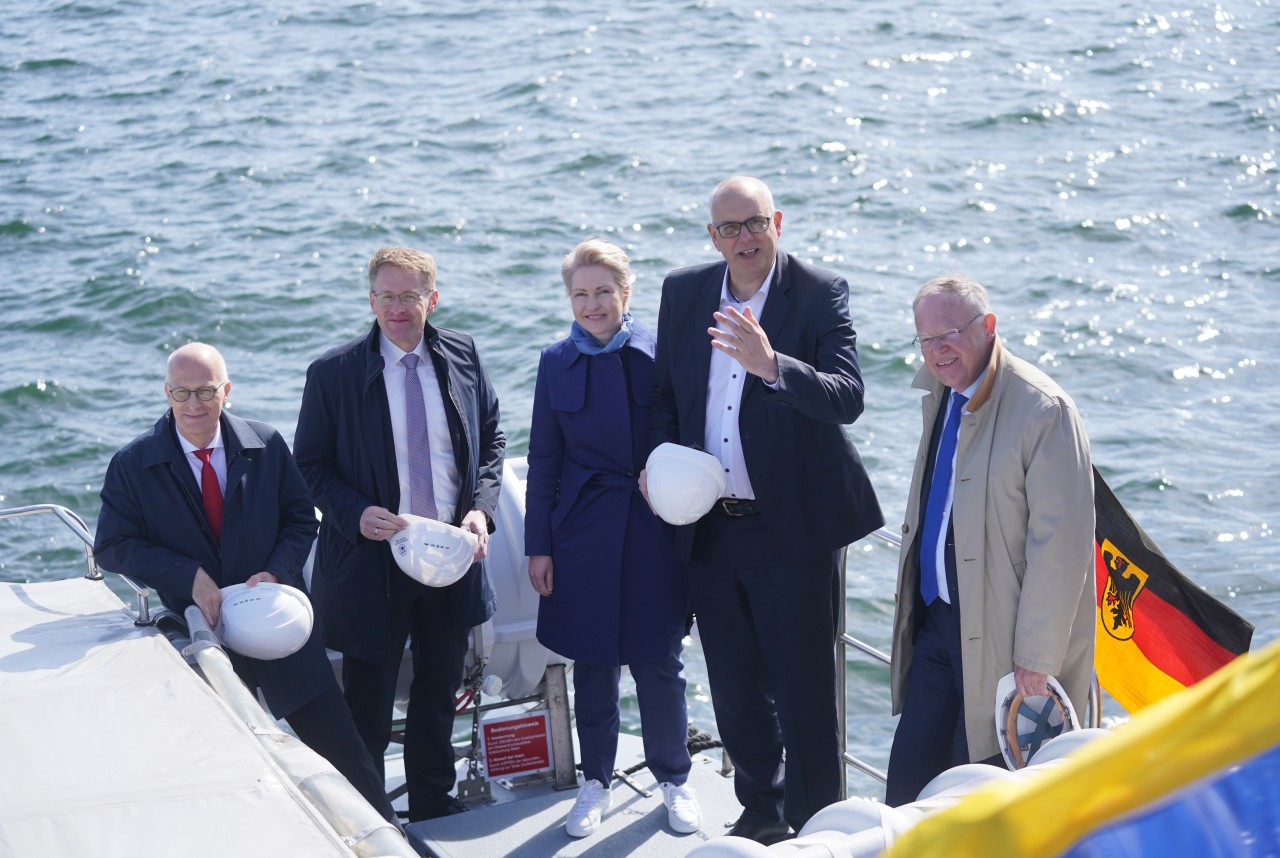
193, 448, 223, 543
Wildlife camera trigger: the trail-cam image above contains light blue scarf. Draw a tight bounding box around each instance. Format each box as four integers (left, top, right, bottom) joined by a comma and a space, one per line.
570, 313, 633, 355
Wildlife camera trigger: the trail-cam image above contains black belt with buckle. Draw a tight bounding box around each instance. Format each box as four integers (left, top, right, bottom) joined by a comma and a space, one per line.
718, 498, 759, 517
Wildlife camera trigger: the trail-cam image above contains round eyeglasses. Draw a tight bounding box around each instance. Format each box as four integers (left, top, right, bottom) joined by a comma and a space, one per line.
912, 314, 984, 352
167, 385, 223, 402
371, 290, 431, 308
712, 215, 772, 239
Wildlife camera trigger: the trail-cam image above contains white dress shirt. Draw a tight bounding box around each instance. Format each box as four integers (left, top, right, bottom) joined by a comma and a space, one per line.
703, 259, 776, 500
928, 371, 985, 604
177, 424, 226, 495
379, 332, 459, 523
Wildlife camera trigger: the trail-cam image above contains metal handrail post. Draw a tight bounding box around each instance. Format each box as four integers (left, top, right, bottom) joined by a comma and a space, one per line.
0, 503, 153, 624
835, 543, 848, 798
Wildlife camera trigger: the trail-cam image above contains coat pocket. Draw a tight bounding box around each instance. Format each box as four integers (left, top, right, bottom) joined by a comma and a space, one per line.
804, 438, 854, 475
548, 361, 586, 413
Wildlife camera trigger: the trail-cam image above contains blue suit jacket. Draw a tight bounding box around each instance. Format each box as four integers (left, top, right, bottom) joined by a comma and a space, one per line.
294, 321, 504, 662
525, 323, 687, 665
94, 411, 331, 717
650, 251, 884, 561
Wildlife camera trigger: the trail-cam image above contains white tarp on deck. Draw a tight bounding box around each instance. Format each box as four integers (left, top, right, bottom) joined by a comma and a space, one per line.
0, 577, 360, 858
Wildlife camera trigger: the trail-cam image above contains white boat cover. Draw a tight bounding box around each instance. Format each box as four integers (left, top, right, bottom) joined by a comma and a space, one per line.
0, 577, 361, 858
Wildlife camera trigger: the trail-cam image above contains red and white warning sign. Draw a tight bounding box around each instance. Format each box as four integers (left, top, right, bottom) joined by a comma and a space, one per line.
481, 710, 554, 778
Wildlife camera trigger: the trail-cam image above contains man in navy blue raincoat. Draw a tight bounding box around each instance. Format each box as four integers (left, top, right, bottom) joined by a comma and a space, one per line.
294, 247, 505, 822
95, 342, 396, 823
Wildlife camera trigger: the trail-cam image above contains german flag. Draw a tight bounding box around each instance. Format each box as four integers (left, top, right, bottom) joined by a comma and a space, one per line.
1094, 467, 1254, 713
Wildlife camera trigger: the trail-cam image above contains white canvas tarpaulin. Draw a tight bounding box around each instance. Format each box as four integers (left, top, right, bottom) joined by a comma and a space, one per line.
0, 577, 360, 858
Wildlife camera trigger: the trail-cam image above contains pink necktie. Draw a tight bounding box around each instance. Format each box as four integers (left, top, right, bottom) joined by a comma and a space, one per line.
401, 354, 438, 519
193, 448, 223, 543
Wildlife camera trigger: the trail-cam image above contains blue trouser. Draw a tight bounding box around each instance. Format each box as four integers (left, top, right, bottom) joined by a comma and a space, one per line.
574, 654, 692, 786
884, 597, 968, 806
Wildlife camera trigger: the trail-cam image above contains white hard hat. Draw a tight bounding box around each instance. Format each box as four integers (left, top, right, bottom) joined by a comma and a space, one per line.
645, 443, 726, 526
389, 514, 478, 587
994, 672, 1080, 769
216, 582, 314, 661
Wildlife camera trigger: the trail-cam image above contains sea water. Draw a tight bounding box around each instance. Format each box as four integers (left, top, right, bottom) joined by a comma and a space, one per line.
2, 0, 1276, 791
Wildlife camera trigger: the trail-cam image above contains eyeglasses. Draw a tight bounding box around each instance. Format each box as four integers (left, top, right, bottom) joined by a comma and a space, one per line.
167, 385, 223, 402
912, 314, 984, 352
712, 215, 772, 239
371, 290, 432, 308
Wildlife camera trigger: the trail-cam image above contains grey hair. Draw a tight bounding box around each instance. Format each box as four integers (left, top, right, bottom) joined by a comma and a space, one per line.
913, 274, 991, 315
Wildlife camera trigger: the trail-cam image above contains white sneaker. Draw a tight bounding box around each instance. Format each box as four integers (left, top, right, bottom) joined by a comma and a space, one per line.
659, 781, 701, 834
565, 779, 612, 838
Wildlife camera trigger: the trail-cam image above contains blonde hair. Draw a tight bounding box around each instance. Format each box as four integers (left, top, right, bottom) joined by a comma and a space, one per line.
560, 239, 634, 298
367, 246, 437, 291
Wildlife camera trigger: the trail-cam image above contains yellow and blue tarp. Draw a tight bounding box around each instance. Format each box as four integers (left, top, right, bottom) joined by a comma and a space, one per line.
884, 636, 1280, 858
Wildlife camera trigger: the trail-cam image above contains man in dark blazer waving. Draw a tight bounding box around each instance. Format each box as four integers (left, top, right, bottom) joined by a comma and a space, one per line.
294, 246, 505, 822
645, 177, 883, 842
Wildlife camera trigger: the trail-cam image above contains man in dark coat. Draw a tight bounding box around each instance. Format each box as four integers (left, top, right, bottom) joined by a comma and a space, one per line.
644, 177, 884, 842
94, 342, 396, 823
294, 246, 504, 822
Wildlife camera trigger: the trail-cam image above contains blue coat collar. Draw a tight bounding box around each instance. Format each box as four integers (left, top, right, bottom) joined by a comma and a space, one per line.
559, 319, 655, 369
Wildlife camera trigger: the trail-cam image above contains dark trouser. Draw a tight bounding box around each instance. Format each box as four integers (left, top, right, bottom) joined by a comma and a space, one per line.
574, 654, 693, 786
689, 509, 842, 832
342, 579, 471, 822
285, 682, 399, 823
885, 597, 968, 806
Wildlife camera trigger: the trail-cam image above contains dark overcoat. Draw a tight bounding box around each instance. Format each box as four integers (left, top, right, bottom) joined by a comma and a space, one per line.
525, 323, 687, 665
94, 411, 330, 717
294, 321, 504, 663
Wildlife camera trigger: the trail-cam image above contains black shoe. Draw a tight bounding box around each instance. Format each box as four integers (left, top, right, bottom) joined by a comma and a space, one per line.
726, 814, 792, 845
413, 795, 469, 822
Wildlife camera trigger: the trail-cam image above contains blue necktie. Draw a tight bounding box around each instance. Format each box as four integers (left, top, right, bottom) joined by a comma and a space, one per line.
920, 391, 968, 605
401, 353, 438, 519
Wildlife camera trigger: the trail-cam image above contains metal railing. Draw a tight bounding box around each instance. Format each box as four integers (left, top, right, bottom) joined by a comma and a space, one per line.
0, 503, 155, 625
837, 525, 1102, 794
836, 527, 901, 789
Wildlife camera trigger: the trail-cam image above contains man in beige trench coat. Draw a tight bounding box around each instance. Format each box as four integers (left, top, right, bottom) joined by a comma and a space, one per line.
885, 274, 1096, 806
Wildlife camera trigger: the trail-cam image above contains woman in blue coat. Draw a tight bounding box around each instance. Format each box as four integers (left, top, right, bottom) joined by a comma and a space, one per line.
525, 239, 700, 839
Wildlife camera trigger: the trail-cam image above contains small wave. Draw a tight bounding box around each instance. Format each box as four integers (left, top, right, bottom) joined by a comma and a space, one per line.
493, 80, 545, 100
553, 153, 623, 174
13, 58, 80, 72
48, 2, 120, 19
104, 86, 175, 102
1225, 202, 1272, 220
0, 378, 80, 417
0, 220, 37, 236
